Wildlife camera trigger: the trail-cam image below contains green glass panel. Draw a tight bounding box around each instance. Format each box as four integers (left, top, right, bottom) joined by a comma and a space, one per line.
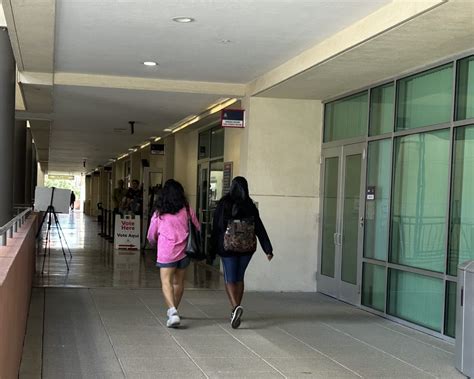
456, 56, 474, 120
444, 281, 457, 338
388, 269, 443, 331
396, 64, 453, 130
341, 153, 362, 284
364, 139, 392, 261
391, 129, 450, 273
362, 263, 386, 312
210, 127, 224, 158
369, 83, 394, 136
324, 92, 368, 142
448, 125, 474, 276
321, 157, 339, 278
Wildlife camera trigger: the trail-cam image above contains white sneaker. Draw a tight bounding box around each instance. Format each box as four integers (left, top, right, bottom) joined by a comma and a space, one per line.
166, 307, 180, 328
231, 306, 243, 329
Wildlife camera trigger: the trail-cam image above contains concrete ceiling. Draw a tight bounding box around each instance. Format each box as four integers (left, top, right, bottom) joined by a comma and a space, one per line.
54, 0, 390, 83
258, 0, 474, 100
3, 0, 473, 174
49, 85, 224, 172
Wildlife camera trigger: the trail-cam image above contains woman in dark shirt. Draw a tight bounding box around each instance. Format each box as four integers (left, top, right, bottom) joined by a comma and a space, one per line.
210, 176, 273, 329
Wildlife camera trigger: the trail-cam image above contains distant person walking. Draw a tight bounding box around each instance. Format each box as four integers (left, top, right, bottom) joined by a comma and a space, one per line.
69, 191, 76, 210
210, 176, 273, 329
147, 179, 200, 327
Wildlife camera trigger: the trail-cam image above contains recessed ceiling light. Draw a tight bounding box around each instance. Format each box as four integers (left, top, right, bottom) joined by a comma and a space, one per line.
163, 128, 173, 132
172, 17, 195, 23
143, 61, 158, 66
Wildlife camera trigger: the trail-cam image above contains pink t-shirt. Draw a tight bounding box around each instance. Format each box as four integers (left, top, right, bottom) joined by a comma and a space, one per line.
147, 207, 200, 264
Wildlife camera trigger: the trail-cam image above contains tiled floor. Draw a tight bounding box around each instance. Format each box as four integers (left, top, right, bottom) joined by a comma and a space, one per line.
33, 211, 222, 289
19, 212, 465, 378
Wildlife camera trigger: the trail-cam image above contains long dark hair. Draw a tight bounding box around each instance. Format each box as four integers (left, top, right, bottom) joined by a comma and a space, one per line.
156, 179, 188, 216
222, 176, 253, 218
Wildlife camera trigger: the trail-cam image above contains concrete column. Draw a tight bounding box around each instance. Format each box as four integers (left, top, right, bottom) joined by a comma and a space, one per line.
24, 128, 33, 204
99, 168, 109, 209
163, 135, 175, 182
84, 175, 92, 215
130, 151, 142, 184
32, 149, 39, 188
13, 120, 27, 205
239, 96, 323, 292
91, 173, 100, 216
0, 28, 15, 225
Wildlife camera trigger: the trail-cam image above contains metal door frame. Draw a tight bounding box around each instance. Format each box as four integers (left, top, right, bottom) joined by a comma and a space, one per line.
338, 143, 366, 305
318, 143, 366, 305
317, 146, 342, 298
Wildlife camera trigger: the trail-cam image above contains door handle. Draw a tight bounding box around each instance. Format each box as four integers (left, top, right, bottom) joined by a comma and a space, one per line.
360, 217, 364, 227
333, 233, 338, 246
338, 233, 343, 246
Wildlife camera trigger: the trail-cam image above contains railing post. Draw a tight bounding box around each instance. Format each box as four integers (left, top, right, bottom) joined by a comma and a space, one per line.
1, 232, 6, 246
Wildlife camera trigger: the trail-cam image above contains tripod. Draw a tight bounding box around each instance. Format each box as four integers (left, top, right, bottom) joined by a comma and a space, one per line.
36, 188, 72, 272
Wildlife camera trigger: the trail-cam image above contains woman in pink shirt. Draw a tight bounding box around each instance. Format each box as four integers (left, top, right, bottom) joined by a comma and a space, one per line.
147, 179, 200, 327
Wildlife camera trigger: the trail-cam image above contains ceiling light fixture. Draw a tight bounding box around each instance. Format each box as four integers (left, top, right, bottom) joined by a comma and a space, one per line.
172, 17, 195, 23
172, 116, 200, 134
154, 137, 161, 142
163, 128, 173, 132
143, 61, 157, 66
209, 98, 238, 114
220, 39, 232, 44
140, 142, 151, 150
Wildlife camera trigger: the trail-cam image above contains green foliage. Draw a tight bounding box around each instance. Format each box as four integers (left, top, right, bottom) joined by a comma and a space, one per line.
44, 178, 80, 199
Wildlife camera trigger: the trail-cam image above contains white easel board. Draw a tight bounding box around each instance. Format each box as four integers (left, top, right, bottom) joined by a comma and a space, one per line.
34, 187, 71, 214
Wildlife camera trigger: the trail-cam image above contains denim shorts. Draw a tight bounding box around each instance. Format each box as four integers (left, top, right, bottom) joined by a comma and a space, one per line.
221, 255, 253, 283
156, 256, 191, 269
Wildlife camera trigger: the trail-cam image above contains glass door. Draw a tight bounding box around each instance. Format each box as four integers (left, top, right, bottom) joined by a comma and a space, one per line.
197, 163, 210, 255
197, 160, 224, 266
318, 143, 366, 305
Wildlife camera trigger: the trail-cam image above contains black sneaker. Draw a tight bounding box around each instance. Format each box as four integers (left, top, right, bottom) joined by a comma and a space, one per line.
231, 306, 243, 329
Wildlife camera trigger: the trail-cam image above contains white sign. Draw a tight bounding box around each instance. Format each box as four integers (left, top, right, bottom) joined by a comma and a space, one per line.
113, 250, 140, 286
34, 187, 71, 214
114, 215, 141, 250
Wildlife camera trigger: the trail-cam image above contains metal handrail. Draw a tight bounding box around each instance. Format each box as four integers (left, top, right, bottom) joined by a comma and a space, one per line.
0, 207, 32, 246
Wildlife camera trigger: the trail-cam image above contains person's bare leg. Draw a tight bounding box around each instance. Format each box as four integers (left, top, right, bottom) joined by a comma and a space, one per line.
225, 283, 240, 309
160, 267, 176, 308
236, 281, 244, 305
173, 268, 186, 308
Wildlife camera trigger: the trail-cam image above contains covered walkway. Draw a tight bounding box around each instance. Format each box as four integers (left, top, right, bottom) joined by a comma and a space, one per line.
19, 213, 463, 378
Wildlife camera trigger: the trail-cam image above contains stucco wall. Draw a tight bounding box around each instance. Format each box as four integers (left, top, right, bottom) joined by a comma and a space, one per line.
174, 131, 198, 210
0, 214, 37, 378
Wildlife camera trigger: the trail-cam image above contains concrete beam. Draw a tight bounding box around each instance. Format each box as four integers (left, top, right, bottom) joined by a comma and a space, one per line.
54, 72, 247, 97
0, 3, 6, 27
18, 71, 53, 86
15, 111, 53, 120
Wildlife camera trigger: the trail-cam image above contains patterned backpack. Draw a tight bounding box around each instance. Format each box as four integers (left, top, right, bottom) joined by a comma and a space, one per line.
223, 217, 257, 253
